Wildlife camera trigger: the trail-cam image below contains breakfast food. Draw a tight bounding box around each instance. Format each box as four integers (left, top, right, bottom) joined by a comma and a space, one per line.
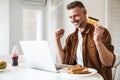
0, 61, 7, 69
87, 16, 99, 26
67, 64, 91, 74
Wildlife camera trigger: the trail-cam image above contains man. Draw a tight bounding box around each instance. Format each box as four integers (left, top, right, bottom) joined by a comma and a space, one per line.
55, 1, 115, 80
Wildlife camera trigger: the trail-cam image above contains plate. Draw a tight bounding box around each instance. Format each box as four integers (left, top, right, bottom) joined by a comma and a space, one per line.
0, 68, 6, 72
59, 68, 97, 77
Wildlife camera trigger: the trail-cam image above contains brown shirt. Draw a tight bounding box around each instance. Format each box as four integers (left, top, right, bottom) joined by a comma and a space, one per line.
62, 23, 115, 80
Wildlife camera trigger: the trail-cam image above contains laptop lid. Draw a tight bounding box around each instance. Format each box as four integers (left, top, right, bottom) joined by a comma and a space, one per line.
19, 41, 57, 72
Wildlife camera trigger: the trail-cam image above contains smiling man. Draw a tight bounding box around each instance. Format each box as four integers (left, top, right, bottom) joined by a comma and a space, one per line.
55, 1, 115, 80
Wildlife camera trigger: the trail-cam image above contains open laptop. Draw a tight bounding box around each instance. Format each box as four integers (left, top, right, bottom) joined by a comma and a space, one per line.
20, 41, 71, 72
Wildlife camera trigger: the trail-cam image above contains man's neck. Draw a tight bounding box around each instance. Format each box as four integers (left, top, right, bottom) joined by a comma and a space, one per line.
78, 23, 87, 33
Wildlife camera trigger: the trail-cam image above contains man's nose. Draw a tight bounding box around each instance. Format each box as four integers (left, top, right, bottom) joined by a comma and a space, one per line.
71, 17, 76, 22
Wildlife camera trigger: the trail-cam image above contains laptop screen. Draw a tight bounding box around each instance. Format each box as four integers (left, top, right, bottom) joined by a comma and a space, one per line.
20, 41, 57, 72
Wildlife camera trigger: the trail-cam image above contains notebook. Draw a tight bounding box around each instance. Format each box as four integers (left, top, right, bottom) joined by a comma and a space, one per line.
19, 41, 71, 72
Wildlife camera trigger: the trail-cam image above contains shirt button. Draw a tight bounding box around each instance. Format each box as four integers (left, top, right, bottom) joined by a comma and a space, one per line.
90, 44, 94, 47
83, 57, 86, 59
83, 46, 85, 49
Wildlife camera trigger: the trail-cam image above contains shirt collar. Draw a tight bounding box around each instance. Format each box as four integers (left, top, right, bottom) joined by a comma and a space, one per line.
74, 23, 93, 35
82, 23, 93, 34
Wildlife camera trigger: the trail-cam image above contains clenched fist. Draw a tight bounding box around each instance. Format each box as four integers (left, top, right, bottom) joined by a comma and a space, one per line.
55, 29, 65, 41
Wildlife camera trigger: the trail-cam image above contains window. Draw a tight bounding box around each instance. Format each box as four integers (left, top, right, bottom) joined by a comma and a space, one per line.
108, 0, 120, 54
23, 9, 42, 40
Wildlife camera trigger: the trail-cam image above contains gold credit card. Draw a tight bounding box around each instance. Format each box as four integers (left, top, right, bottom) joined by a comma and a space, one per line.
87, 16, 99, 26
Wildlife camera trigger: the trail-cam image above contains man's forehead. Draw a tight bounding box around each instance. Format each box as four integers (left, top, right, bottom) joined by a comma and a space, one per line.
68, 7, 83, 16
68, 7, 83, 13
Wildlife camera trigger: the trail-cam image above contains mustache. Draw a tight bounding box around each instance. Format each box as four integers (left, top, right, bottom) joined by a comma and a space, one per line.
72, 20, 82, 25
73, 20, 79, 23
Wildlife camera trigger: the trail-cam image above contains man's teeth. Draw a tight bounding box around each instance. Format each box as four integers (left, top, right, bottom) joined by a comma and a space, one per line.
74, 23, 78, 25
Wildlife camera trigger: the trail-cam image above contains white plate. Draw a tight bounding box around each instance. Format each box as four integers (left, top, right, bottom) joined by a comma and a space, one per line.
59, 68, 97, 77
0, 68, 6, 72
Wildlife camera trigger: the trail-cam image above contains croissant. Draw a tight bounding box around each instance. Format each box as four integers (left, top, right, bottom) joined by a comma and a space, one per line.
0, 61, 7, 69
68, 64, 91, 74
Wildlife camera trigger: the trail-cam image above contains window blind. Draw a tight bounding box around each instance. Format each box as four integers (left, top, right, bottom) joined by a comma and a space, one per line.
111, 0, 120, 54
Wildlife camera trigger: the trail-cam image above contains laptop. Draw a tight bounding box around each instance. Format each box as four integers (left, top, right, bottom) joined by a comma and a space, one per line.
19, 41, 71, 72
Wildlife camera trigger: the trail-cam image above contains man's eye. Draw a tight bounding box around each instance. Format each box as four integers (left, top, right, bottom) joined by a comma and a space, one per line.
69, 16, 72, 18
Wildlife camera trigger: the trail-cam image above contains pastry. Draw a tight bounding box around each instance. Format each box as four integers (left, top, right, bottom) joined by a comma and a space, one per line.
67, 64, 91, 74
0, 61, 7, 69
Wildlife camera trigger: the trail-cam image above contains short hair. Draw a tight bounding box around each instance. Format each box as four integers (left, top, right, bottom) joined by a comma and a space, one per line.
67, 1, 85, 10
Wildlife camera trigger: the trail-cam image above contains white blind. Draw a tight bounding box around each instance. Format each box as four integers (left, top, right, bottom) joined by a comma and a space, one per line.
111, 0, 120, 54
23, 0, 46, 6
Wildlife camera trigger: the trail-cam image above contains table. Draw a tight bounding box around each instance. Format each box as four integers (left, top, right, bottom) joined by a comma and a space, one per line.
0, 55, 104, 80
0, 63, 103, 80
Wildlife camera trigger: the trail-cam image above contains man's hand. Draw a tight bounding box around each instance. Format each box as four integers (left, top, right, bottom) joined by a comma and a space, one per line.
94, 25, 105, 42
93, 25, 114, 66
55, 29, 65, 41
55, 29, 65, 63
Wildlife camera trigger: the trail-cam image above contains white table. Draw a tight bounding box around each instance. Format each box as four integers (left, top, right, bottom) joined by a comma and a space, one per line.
0, 63, 104, 80
0, 55, 104, 80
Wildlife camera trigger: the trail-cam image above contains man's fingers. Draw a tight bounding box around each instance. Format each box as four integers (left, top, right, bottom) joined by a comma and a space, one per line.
56, 29, 65, 35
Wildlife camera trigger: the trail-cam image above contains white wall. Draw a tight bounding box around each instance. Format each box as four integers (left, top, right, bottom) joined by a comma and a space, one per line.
81, 0, 106, 25
9, 0, 23, 54
46, 0, 58, 63
0, 0, 9, 56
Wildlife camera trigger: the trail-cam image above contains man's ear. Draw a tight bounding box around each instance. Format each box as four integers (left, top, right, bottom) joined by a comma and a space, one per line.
84, 9, 87, 15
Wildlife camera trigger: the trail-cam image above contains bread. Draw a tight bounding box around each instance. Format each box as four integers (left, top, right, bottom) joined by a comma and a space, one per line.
0, 61, 7, 69
67, 64, 91, 74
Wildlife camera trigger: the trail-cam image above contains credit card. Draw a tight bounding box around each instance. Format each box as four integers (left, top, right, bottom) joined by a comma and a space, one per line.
87, 16, 99, 26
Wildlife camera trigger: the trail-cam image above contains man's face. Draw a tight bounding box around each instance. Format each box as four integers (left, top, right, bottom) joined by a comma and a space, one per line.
68, 7, 86, 28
